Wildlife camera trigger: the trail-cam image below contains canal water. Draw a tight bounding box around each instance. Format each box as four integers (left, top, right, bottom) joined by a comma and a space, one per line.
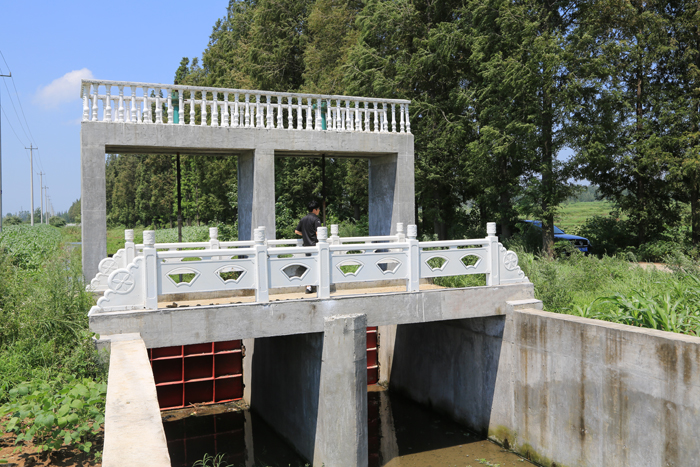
162, 386, 534, 467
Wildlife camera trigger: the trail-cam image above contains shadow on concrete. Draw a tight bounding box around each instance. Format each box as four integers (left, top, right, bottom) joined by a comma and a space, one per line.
249, 332, 323, 464
385, 316, 505, 461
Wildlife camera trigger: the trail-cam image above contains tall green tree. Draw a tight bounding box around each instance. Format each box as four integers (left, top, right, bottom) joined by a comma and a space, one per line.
569, 0, 682, 244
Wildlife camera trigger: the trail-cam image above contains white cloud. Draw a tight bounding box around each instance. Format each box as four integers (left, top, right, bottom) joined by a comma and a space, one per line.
34, 68, 94, 109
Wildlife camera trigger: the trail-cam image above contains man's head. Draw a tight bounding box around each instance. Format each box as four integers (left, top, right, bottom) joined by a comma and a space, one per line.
308, 200, 321, 213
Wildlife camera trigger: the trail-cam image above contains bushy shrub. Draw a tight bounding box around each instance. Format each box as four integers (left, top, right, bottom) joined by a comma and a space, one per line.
49, 216, 67, 228
3, 214, 22, 225
576, 215, 634, 256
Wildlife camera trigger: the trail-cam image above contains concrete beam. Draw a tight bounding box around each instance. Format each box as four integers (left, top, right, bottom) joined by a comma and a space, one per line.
89, 283, 535, 348
102, 334, 170, 467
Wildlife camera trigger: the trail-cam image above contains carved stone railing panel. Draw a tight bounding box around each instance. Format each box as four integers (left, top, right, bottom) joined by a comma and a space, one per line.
81, 80, 411, 134
89, 222, 528, 314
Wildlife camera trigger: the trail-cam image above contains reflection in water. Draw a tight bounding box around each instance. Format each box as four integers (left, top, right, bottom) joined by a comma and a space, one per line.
164, 389, 533, 467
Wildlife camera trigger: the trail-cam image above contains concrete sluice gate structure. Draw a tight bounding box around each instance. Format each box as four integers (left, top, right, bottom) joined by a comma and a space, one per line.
82, 80, 700, 467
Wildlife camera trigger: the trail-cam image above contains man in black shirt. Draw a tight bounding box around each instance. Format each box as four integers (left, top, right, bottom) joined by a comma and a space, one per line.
295, 201, 322, 293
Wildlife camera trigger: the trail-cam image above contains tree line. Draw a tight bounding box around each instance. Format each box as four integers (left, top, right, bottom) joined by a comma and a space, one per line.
103, 0, 700, 254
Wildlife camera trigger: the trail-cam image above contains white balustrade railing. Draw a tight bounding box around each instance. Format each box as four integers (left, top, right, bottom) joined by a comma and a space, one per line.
80, 79, 411, 134
89, 222, 527, 313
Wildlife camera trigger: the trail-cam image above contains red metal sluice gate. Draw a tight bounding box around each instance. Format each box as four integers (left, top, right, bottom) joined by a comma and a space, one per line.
148, 340, 244, 410
150, 328, 378, 410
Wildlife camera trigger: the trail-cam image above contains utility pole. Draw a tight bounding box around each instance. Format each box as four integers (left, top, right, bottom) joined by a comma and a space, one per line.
39, 172, 44, 224
26, 144, 36, 225
45, 186, 49, 223
0, 70, 11, 233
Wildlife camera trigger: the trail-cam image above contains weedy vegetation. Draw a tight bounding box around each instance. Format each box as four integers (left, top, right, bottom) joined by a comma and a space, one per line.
0, 225, 104, 460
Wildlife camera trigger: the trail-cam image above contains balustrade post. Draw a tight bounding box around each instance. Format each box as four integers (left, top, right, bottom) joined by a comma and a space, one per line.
486, 222, 500, 286
396, 222, 405, 242
373, 102, 379, 133
406, 104, 411, 133
364, 101, 369, 132
315, 98, 323, 130
155, 89, 163, 124
209, 227, 220, 250
330, 224, 340, 246
306, 98, 312, 129
345, 100, 352, 131
178, 90, 184, 125
335, 99, 341, 130
91, 84, 99, 122
276, 97, 283, 129
318, 227, 331, 299
82, 84, 90, 121
296, 97, 302, 130
143, 86, 151, 124
382, 103, 388, 132
266, 95, 272, 129
244, 93, 251, 127
400, 103, 405, 133
129, 87, 136, 123
391, 104, 396, 133
254, 227, 269, 303
209, 227, 220, 261
105, 86, 112, 122
201, 91, 208, 126
282, 97, 289, 129
143, 230, 159, 310
189, 90, 196, 126
233, 92, 240, 128
354, 101, 361, 131
256, 94, 262, 128
212, 91, 219, 127
407, 224, 420, 292
222, 92, 229, 127
136, 89, 143, 123
167, 88, 174, 124
125, 229, 135, 265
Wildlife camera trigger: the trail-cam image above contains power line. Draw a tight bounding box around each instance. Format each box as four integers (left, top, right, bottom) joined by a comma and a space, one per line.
1, 79, 33, 145
0, 105, 28, 148
0, 51, 36, 147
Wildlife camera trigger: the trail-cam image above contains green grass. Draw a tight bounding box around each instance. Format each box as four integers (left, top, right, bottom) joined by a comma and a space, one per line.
556, 200, 616, 231
517, 249, 700, 335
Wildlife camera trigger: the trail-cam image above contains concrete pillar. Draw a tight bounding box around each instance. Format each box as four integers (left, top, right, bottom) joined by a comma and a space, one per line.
368, 140, 414, 235
249, 314, 368, 466
81, 131, 107, 280
314, 314, 368, 466
238, 149, 276, 241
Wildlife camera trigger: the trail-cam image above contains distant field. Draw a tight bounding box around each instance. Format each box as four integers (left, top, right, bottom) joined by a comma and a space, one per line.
556, 201, 615, 231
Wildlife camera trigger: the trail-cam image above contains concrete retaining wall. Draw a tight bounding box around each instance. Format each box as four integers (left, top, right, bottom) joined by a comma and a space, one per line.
390, 307, 700, 467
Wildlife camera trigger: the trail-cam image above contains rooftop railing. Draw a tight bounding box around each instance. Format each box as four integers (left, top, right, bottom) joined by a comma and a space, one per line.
80, 79, 411, 134
88, 223, 528, 314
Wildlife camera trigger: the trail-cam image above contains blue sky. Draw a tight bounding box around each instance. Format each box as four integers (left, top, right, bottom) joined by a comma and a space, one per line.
0, 0, 230, 217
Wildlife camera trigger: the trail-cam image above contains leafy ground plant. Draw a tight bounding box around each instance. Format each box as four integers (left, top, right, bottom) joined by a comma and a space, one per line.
0, 377, 106, 455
